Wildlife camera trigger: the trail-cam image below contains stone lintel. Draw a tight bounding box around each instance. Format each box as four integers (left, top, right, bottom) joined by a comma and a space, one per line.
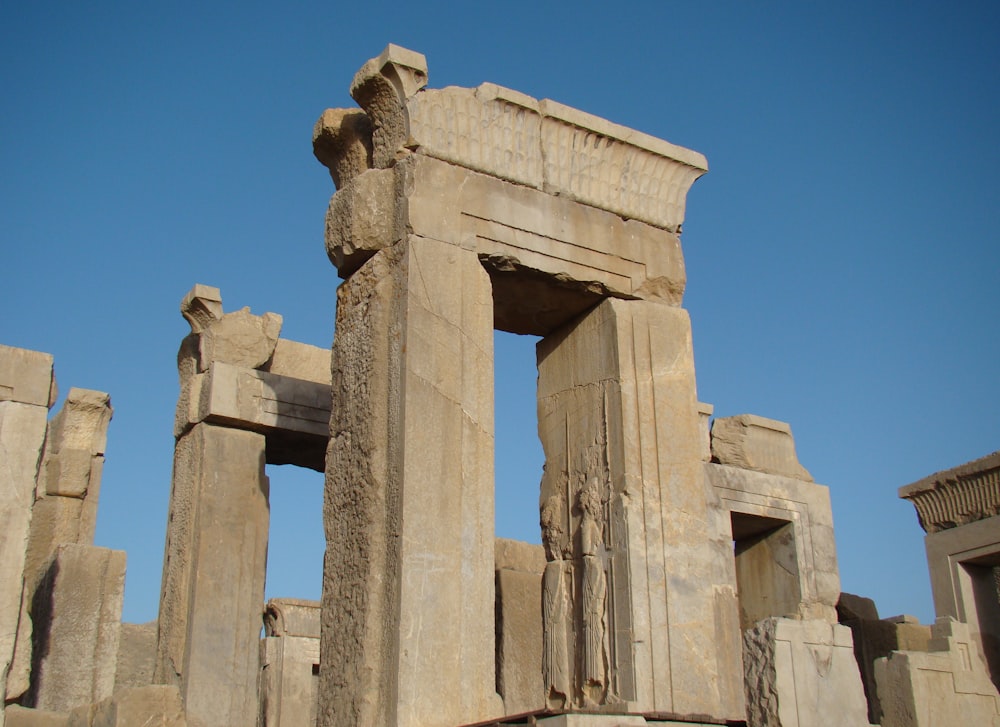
0, 344, 56, 408
710, 413, 813, 482
185, 361, 329, 471
327, 155, 688, 333
898, 450, 1000, 533
405, 83, 706, 232
319, 46, 706, 235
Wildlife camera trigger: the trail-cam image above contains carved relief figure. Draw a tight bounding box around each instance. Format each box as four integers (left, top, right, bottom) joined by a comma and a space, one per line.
577, 479, 608, 705
541, 493, 572, 709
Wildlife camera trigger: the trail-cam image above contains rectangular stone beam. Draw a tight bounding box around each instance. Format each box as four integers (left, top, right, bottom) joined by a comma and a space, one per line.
321, 237, 501, 727
183, 362, 330, 471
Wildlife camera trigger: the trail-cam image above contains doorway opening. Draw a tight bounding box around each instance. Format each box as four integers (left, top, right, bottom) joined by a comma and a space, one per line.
493, 330, 545, 546
731, 512, 801, 630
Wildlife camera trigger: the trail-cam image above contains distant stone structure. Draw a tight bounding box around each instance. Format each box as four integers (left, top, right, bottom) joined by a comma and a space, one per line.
2, 44, 998, 727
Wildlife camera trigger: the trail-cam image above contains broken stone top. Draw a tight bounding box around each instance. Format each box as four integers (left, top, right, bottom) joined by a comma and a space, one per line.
180, 284, 282, 372
898, 450, 1000, 533
315, 44, 708, 232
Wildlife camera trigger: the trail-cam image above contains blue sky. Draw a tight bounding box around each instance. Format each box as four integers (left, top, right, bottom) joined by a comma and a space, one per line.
3, 2, 997, 625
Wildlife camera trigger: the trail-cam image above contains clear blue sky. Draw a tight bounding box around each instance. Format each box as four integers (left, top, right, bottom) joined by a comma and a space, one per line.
3, 2, 997, 625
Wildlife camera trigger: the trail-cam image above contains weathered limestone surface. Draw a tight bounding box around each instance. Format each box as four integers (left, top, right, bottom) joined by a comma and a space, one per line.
28, 544, 125, 713
711, 415, 813, 482
113, 621, 156, 694
13, 388, 114, 700
837, 594, 931, 724
1, 346, 55, 718
4, 706, 69, 727
65, 685, 187, 727
743, 617, 871, 727
536, 299, 742, 719
260, 600, 321, 727
321, 237, 501, 727
706, 462, 840, 624
154, 423, 269, 727
899, 450, 1000, 533
875, 617, 1000, 726
494, 539, 545, 715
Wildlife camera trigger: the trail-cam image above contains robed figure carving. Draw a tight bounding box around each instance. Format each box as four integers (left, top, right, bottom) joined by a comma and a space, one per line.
541, 494, 572, 709
578, 480, 608, 706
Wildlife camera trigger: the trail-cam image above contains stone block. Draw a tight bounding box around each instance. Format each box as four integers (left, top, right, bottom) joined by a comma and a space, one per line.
838, 592, 879, 622
1, 366, 53, 708
186, 362, 330, 441
711, 414, 813, 482
4, 706, 69, 727
264, 599, 320, 639
0, 345, 56, 407
324, 167, 400, 276
66, 685, 186, 727
113, 621, 157, 694
875, 618, 1000, 727
29, 544, 126, 713
259, 635, 319, 727
495, 538, 545, 574
496, 567, 544, 716
195, 307, 282, 372
266, 339, 331, 385
743, 617, 870, 727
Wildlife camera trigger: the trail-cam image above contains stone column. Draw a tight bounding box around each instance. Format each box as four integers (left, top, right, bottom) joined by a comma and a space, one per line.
154, 422, 269, 727
0, 345, 55, 723
320, 236, 501, 727
537, 298, 741, 720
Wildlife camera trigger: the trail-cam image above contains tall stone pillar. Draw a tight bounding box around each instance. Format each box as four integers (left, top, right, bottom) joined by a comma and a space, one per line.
321, 236, 501, 727
537, 298, 742, 720
154, 422, 269, 727
0, 346, 55, 726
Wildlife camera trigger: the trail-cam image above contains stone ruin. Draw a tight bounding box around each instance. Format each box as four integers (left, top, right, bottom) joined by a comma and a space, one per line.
2, 44, 998, 727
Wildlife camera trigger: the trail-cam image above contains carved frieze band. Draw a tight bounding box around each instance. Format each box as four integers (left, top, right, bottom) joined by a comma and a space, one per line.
899, 452, 1000, 533
406, 85, 707, 232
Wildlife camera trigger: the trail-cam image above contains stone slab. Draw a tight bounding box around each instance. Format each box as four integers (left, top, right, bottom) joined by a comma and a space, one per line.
29, 544, 126, 713
1, 397, 51, 708
710, 414, 812, 482
0, 346, 55, 407
875, 618, 1000, 727
496, 568, 544, 715
114, 621, 157, 694
743, 617, 870, 727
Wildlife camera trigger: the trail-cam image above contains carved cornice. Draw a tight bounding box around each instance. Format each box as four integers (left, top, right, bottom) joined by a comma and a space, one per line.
899, 451, 1000, 533
321, 45, 708, 234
